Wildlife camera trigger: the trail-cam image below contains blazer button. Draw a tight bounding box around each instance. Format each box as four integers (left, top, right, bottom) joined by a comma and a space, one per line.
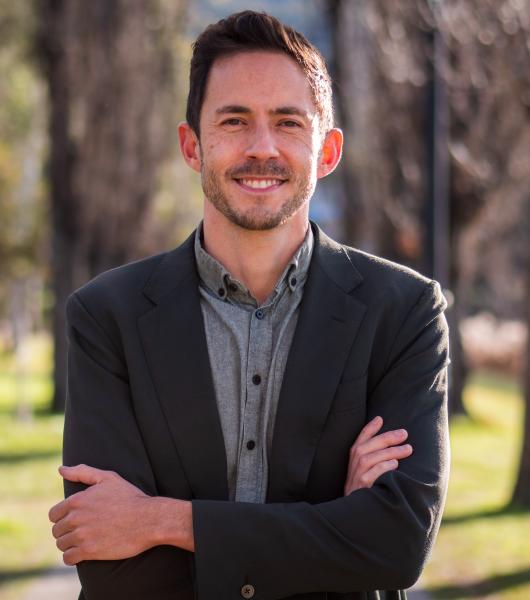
241, 584, 255, 598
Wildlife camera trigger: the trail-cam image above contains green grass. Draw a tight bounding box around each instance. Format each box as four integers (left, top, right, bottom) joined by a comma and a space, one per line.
421, 370, 530, 599
0, 332, 53, 415
0, 333, 64, 600
0, 416, 64, 600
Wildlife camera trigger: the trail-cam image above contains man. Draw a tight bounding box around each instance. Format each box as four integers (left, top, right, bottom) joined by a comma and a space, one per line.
49, 10, 450, 600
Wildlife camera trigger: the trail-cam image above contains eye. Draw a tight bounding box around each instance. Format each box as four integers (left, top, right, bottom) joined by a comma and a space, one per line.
279, 120, 302, 128
222, 118, 245, 126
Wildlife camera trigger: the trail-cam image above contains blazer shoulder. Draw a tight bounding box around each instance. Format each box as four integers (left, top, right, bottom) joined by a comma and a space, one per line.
73, 251, 168, 305
342, 244, 447, 311
67, 228, 197, 332
63, 253, 174, 360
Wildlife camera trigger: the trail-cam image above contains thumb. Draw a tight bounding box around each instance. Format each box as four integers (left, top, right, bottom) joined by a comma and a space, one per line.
59, 464, 108, 486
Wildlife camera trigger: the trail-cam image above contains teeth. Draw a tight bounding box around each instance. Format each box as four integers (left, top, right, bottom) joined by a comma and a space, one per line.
240, 179, 281, 189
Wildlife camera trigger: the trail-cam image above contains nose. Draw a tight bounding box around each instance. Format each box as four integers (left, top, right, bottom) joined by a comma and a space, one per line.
244, 123, 280, 161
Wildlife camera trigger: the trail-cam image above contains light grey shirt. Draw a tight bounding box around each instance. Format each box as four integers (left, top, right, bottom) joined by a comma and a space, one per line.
194, 223, 314, 503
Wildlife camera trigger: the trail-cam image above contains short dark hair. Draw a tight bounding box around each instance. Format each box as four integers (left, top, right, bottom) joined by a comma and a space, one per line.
186, 10, 333, 138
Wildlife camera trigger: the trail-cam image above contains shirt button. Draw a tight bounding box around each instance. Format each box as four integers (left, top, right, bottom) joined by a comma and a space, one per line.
290, 276, 297, 287
229, 283, 238, 292
255, 309, 265, 320
252, 374, 261, 385
246, 440, 256, 450
218, 287, 226, 298
241, 584, 255, 598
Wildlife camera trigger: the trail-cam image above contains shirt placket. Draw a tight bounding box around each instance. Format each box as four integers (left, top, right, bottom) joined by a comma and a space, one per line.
235, 305, 273, 503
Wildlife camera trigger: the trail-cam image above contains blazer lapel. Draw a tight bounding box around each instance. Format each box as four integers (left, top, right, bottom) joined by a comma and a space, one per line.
267, 224, 367, 502
138, 232, 228, 501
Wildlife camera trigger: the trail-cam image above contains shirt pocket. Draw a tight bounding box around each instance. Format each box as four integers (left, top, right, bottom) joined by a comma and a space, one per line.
331, 373, 368, 415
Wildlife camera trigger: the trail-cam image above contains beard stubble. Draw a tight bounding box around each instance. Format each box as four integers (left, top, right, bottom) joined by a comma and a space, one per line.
200, 159, 315, 231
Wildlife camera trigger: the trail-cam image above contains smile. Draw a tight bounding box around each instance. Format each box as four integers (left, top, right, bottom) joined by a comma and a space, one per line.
234, 178, 286, 192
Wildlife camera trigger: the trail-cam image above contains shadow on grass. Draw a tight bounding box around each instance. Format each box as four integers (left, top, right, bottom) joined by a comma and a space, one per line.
0, 405, 57, 417
0, 566, 50, 586
0, 449, 60, 464
442, 503, 529, 526
426, 566, 530, 598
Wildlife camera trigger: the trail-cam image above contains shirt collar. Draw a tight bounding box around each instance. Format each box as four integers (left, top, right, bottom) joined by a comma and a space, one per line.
194, 221, 313, 307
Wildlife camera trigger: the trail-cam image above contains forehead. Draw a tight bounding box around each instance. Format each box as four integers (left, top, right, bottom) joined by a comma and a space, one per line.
202, 51, 315, 115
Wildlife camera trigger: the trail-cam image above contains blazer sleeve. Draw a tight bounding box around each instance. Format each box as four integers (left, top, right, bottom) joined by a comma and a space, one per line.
191, 280, 450, 600
62, 292, 193, 600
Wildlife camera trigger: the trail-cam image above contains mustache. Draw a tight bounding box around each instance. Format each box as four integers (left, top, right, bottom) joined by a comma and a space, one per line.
227, 162, 291, 179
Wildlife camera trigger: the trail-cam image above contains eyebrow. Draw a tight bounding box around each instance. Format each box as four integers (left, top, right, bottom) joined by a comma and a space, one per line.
215, 105, 310, 119
215, 105, 251, 115
272, 106, 309, 118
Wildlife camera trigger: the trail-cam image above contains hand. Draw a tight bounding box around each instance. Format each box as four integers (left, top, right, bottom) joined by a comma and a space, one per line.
50, 464, 158, 565
344, 416, 413, 495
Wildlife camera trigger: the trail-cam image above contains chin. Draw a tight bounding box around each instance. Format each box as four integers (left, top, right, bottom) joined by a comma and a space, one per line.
226, 210, 286, 231
206, 184, 308, 232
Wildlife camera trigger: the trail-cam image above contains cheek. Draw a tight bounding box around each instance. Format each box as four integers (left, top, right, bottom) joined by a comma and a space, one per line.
286, 134, 320, 165
297, 152, 319, 178
203, 138, 242, 167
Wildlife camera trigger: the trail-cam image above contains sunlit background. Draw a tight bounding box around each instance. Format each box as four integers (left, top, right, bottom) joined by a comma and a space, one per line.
1, 0, 529, 598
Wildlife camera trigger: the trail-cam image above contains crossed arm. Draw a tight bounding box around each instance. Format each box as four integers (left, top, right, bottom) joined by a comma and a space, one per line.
49, 417, 413, 564
50, 280, 449, 597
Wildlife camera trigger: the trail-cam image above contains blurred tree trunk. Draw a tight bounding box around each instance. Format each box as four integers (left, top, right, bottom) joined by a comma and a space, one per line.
329, 0, 530, 418
446, 286, 468, 415
512, 229, 530, 506
329, 0, 429, 269
329, 0, 467, 415
329, 0, 380, 254
36, 0, 186, 412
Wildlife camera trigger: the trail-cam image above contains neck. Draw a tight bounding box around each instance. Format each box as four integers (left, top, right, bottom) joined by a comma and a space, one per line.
202, 206, 309, 305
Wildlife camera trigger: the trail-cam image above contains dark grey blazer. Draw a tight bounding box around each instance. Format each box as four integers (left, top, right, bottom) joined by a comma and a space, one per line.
63, 222, 450, 600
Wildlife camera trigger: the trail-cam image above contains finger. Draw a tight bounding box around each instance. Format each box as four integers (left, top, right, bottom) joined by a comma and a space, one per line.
49, 499, 70, 524
344, 459, 398, 494
49, 490, 84, 523
63, 547, 83, 566
358, 444, 413, 473
59, 464, 107, 486
353, 416, 384, 446
344, 458, 397, 495
358, 428, 408, 456
56, 531, 77, 552
346, 420, 381, 483
360, 459, 400, 488
52, 516, 76, 539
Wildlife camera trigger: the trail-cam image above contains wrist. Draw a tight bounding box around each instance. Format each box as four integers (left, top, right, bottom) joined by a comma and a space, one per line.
148, 497, 194, 552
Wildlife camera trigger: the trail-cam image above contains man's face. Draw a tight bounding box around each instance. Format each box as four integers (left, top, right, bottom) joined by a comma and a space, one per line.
196, 51, 324, 231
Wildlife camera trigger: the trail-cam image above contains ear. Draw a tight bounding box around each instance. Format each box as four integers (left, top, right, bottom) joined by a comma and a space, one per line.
317, 128, 343, 179
178, 121, 202, 173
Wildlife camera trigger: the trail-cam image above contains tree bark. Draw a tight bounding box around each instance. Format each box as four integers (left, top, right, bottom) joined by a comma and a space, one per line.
329, 0, 390, 255
329, 0, 514, 417
446, 284, 469, 416
36, 0, 186, 412
511, 239, 530, 506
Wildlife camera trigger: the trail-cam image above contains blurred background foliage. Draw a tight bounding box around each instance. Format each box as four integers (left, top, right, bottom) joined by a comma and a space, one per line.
0, 0, 529, 598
